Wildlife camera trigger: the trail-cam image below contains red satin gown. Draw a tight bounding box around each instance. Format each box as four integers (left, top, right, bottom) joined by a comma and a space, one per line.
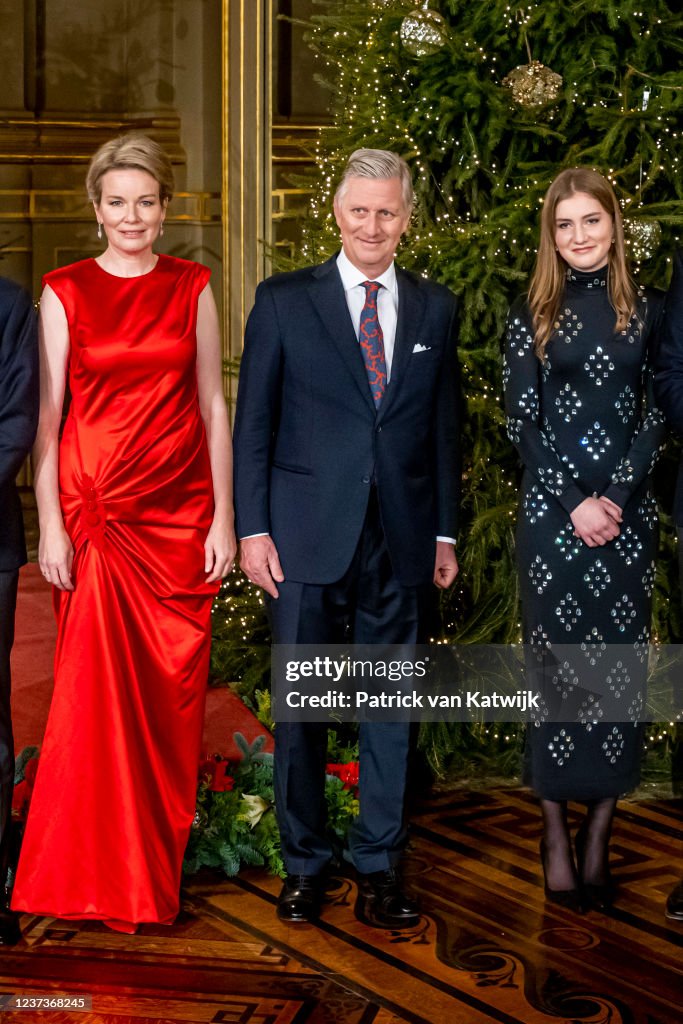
12, 254, 219, 926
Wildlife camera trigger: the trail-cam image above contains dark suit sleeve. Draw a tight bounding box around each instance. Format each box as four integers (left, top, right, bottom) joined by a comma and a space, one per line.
0, 284, 38, 489
655, 249, 683, 434
233, 280, 283, 538
432, 294, 462, 540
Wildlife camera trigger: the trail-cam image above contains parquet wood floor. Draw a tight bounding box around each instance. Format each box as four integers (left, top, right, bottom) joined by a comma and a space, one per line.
1, 789, 681, 1024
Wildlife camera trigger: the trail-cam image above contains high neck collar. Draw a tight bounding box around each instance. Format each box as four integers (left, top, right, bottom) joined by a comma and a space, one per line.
566, 264, 608, 289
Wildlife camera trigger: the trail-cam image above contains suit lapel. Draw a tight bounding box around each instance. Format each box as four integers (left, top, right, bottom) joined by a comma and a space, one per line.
377, 267, 427, 421
308, 256, 376, 414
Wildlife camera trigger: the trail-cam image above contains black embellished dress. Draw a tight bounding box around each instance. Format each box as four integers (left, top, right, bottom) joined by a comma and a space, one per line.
503, 267, 665, 800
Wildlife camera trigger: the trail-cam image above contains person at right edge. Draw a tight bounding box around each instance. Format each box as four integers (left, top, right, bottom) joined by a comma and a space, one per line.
653, 247, 683, 924
504, 167, 666, 913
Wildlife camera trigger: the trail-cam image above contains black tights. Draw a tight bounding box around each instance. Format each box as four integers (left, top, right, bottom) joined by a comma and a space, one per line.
540, 797, 617, 891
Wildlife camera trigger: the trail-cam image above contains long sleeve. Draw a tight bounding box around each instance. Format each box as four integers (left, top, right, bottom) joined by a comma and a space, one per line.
432, 295, 461, 541
503, 298, 586, 515
602, 352, 666, 509
0, 282, 38, 489
233, 279, 283, 539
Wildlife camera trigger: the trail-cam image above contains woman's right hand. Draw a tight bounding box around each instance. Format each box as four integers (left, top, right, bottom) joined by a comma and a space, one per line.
570, 497, 621, 548
39, 521, 75, 591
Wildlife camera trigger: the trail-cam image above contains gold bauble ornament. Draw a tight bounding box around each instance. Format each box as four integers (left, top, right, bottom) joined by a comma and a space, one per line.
502, 60, 563, 107
400, 3, 448, 58
624, 218, 662, 261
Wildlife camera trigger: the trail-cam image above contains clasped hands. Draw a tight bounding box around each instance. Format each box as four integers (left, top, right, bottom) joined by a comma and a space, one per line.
570, 495, 622, 548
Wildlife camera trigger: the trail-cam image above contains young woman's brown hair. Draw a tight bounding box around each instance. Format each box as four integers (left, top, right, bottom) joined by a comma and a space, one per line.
528, 167, 637, 361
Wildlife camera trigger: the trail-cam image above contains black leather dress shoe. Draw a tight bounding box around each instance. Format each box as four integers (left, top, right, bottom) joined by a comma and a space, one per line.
665, 880, 683, 922
0, 908, 21, 946
276, 874, 322, 923
355, 868, 420, 929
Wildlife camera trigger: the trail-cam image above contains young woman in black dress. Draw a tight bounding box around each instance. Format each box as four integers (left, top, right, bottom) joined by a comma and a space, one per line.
504, 168, 665, 910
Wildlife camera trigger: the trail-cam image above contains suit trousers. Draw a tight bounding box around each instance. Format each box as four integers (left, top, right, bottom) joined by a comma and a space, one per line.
268, 488, 433, 875
0, 570, 18, 892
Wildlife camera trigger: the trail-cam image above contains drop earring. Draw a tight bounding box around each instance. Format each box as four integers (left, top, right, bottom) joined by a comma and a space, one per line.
97, 222, 102, 240
160, 222, 164, 238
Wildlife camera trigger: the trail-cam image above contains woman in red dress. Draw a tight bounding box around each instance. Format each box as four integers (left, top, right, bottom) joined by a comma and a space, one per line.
12, 134, 235, 932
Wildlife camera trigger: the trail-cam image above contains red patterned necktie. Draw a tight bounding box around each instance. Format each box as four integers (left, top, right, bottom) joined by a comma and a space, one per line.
359, 280, 387, 408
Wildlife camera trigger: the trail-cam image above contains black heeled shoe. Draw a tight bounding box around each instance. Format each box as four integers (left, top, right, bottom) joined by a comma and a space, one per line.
540, 840, 584, 913
575, 823, 615, 912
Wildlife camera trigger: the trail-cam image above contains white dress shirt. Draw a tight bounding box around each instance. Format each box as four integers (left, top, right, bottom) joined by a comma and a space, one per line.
336, 249, 398, 380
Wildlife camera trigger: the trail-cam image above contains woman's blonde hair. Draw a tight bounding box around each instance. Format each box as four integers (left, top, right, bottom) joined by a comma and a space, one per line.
528, 167, 636, 360
86, 132, 174, 205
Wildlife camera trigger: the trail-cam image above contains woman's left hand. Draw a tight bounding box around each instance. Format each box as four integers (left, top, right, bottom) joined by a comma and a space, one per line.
204, 518, 237, 582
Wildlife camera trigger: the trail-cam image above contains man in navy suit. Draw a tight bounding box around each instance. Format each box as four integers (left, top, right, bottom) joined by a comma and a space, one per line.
0, 277, 38, 945
654, 248, 683, 923
234, 149, 461, 927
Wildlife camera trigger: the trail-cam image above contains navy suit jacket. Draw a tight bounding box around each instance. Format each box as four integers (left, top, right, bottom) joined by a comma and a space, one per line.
233, 254, 461, 587
655, 249, 683, 525
0, 278, 39, 571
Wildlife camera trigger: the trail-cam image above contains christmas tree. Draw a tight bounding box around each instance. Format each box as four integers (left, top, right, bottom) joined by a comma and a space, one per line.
299, 0, 683, 648
214, 0, 683, 782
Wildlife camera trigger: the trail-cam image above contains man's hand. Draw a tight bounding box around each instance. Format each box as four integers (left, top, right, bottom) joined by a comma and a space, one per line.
434, 540, 458, 589
239, 535, 284, 598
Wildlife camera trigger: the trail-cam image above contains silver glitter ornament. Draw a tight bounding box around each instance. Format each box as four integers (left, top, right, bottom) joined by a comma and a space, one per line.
400, 2, 448, 58
624, 217, 662, 261
502, 60, 563, 107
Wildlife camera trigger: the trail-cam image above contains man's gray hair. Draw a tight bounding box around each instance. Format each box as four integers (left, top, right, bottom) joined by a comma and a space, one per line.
334, 149, 414, 211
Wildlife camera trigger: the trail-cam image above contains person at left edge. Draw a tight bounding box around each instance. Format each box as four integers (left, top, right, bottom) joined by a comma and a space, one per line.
233, 148, 461, 929
0, 278, 38, 946
11, 133, 235, 933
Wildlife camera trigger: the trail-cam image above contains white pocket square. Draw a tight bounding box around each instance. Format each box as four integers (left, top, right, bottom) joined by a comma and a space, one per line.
412, 342, 432, 353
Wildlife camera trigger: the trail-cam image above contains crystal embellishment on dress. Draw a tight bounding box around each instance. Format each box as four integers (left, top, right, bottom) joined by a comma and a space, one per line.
555, 383, 582, 422
584, 345, 615, 385
606, 660, 632, 699
555, 521, 582, 562
610, 593, 637, 633
584, 560, 611, 597
523, 484, 549, 524
551, 659, 579, 699
641, 562, 655, 597
580, 421, 612, 460
529, 554, 552, 594
580, 627, 606, 665
602, 726, 625, 764
518, 386, 538, 415
614, 526, 643, 564
555, 592, 581, 631
615, 385, 637, 425
548, 729, 574, 767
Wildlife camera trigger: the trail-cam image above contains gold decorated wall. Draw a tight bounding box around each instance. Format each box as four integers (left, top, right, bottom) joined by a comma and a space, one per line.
0, 0, 329, 396
0, 1, 223, 321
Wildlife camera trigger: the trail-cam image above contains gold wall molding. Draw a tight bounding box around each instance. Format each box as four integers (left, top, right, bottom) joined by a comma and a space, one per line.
0, 189, 221, 223
0, 116, 184, 163
222, 0, 273, 382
